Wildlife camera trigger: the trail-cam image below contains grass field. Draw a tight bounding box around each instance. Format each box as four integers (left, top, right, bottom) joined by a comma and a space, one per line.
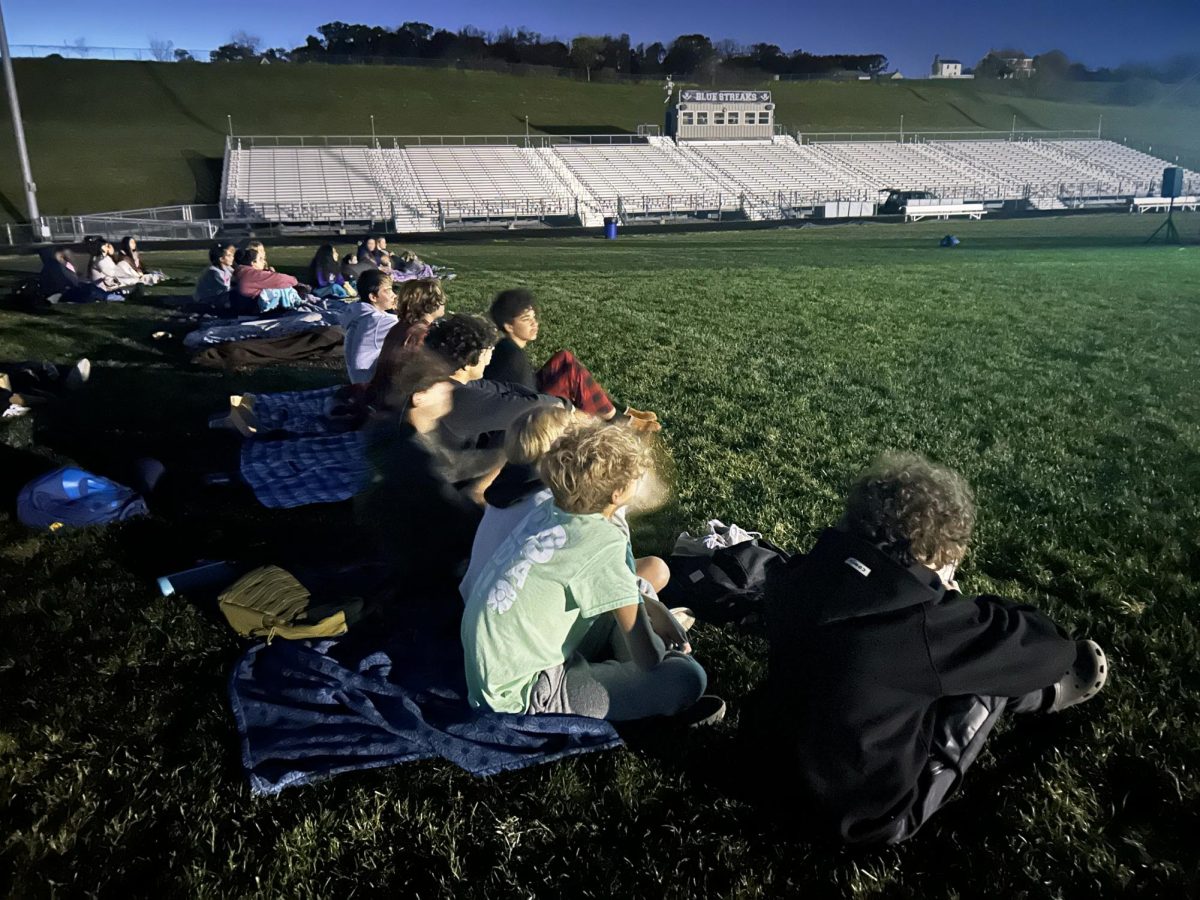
2, 214, 1200, 897
1, 59, 1199, 221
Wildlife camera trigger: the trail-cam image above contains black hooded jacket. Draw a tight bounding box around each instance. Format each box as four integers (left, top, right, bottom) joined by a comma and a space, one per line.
747, 528, 1076, 843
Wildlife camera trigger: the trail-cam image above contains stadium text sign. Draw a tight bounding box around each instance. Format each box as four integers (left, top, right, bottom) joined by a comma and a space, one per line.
679, 90, 772, 103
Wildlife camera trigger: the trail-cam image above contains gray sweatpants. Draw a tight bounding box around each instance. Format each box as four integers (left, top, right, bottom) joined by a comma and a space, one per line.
526, 608, 707, 721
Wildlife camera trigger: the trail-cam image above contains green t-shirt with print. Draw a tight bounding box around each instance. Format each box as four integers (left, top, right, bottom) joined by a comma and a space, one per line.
461, 501, 640, 714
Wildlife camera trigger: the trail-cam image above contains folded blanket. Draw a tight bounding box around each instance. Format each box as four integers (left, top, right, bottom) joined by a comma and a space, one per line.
240, 431, 369, 508
247, 385, 344, 435
192, 328, 344, 369
230, 625, 621, 795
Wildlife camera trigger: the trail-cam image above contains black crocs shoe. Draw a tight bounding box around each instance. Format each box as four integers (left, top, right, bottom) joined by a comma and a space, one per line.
1048, 640, 1108, 713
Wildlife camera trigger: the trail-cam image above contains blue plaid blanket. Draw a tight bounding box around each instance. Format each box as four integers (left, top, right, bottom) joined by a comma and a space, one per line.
240, 431, 369, 508
249, 386, 343, 435
229, 626, 621, 795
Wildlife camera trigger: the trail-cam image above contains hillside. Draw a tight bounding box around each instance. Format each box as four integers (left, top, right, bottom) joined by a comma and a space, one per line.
0, 59, 1198, 221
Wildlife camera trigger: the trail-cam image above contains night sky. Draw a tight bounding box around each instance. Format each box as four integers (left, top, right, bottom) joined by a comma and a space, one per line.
6, 0, 1199, 76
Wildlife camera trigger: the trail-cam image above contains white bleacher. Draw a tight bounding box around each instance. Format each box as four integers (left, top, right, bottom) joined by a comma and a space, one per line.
681, 140, 861, 202
228, 146, 387, 220
552, 144, 720, 213
402, 145, 572, 216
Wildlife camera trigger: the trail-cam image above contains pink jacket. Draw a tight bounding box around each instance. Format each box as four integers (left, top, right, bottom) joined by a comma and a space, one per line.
234, 265, 298, 299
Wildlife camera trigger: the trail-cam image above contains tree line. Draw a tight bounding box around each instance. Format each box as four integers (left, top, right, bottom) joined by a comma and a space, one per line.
202, 23, 887, 79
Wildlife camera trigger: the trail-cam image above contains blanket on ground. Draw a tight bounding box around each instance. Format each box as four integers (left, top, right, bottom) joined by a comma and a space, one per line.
248, 385, 344, 436
192, 328, 345, 369
183, 309, 343, 349
240, 430, 368, 508
229, 624, 621, 795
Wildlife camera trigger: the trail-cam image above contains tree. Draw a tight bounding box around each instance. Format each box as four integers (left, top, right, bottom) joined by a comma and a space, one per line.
662, 34, 717, 80
173, 48, 194, 63
570, 36, 606, 80
211, 32, 262, 63
1033, 49, 1070, 81
149, 38, 174, 62
974, 52, 1013, 79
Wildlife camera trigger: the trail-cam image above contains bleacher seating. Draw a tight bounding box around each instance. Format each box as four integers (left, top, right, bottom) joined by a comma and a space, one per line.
221, 137, 1199, 228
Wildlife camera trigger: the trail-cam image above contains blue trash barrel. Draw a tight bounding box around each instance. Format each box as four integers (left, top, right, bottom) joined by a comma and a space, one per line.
603, 217, 618, 240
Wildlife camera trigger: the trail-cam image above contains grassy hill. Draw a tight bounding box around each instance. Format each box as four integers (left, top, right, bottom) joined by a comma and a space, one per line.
0, 59, 1198, 221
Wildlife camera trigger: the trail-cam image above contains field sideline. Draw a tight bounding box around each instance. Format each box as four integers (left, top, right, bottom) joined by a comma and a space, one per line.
1, 214, 1199, 896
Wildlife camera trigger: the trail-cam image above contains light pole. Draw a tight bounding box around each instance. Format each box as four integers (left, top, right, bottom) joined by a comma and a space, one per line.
370, 114, 376, 147
0, 0, 42, 231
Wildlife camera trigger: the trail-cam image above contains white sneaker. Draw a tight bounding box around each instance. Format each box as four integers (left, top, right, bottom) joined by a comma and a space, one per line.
723, 523, 762, 547
65, 358, 91, 390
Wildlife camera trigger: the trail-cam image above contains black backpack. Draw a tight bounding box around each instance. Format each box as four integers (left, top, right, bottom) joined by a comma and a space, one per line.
659, 538, 793, 628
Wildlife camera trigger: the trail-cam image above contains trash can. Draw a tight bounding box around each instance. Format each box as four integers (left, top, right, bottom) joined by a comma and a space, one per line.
603, 217, 618, 240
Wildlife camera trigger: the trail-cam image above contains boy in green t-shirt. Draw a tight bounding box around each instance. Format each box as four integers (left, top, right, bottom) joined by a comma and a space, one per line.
461, 422, 712, 721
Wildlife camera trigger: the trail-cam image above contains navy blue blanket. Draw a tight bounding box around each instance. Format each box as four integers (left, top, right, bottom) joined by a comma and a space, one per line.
230, 626, 621, 795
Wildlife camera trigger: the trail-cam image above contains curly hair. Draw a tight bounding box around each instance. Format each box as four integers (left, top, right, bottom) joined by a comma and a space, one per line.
394, 279, 446, 326
843, 452, 975, 569
538, 422, 652, 515
425, 313, 498, 370
504, 405, 580, 465
489, 288, 536, 329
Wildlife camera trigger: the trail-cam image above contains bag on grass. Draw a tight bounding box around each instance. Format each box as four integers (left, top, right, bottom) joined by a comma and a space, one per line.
659, 535, 792, 627
218, 565, 366, 643
17, 466, 149, 531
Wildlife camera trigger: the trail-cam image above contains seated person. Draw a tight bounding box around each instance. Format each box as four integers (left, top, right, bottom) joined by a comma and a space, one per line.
484, 288, 659, 431
742, 452, 1108, 844
357, 348, 482, 596
425, 313, 565, 495
339, 269, 397, 385
307, 243, 353, 294
365, 279, 447, 406
341, 250, 374, 283
116, 237, 167, 284
193, 243, 236, 311
461, 422, 710, 722
356, 236, 383, 268
37, 247, 100, 303
232, 247, 302, 315
88, 240, 143, 292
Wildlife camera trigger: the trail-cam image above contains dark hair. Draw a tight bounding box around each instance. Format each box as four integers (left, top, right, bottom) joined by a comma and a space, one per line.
308, 243, 338, 285
118, 236, 141, 270
380, 347, 454, 417
425, 313, 498, 371
842, 452, 975, 569
209, 243, 234, 266
489, 288, 537, 329
356, 268, 389, 302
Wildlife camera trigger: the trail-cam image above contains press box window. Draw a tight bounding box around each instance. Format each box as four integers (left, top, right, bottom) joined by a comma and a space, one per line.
727, 112, 739, 125
714, 112, 725, 125
759, 112, 771, 125
696, 112, 709, 125
682, 112, 694, 125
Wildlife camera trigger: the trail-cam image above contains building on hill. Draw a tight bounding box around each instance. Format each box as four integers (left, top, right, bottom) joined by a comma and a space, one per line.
930, 56, 972, 79
667, 90, 775, 141
1000, 55, 1037, 78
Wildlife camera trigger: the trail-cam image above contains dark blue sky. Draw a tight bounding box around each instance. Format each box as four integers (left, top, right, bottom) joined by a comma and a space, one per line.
7, 0, 1199, 76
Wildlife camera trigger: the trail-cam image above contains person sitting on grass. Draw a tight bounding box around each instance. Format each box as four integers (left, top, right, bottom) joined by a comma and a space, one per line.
483, 288, 659, 432
339, 269, 397, 385
365, 279, 447, 407
461, 421, 717, 723
341, 249, 374, 284
307, 243, 354, 295
87, 239, 141, 295
37, 247, 102, 303
357, 347, 482, 598
116, 237, 167, 284
741, 452, 1108, 844
193, 243, 236, 311
231, 247, 302, 316
424, 312, 568, 498
356, 236, 383, 268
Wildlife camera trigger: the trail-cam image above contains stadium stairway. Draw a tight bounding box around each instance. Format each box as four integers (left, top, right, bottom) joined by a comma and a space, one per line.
527, 149, 605, 226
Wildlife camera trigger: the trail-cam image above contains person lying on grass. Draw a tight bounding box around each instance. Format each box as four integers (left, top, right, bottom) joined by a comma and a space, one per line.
742, 452, 1108, 844
462, 421, 718, 723
484, 288, 659, 432
356, 347, 482, 598
459, 404, 692, 653
424, 312, 569, 502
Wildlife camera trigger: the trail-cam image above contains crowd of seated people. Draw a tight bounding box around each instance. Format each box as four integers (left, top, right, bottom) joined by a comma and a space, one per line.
27, 234, 1114, 845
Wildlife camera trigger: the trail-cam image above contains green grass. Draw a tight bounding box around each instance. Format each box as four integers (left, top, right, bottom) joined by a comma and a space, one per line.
0, 59, 1198, 221
2, 214, 1200, 896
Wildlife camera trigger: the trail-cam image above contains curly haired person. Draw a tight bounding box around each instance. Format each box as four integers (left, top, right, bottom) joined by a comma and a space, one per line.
742, 452, 1108, 844
461, 422, 715, 723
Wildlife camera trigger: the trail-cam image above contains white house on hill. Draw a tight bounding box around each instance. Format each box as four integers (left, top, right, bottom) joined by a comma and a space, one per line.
931, 55, 972, 78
